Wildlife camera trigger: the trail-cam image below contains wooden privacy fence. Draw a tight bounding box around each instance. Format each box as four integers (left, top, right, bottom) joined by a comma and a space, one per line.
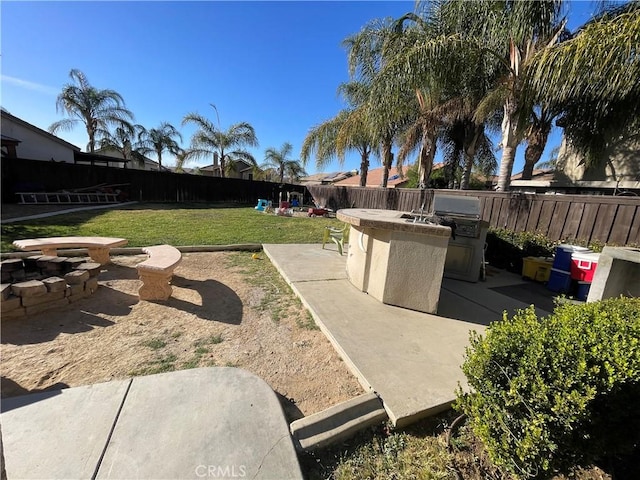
306, 185, 640, 246
1, 158, 304, 205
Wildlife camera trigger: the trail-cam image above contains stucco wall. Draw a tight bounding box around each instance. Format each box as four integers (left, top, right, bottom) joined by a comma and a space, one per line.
1, 116, 78, 163
558, 134, 640, 183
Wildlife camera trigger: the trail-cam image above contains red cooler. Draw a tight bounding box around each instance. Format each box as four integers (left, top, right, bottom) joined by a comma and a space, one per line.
570, 252, 600, 282
553, 244, 591, 271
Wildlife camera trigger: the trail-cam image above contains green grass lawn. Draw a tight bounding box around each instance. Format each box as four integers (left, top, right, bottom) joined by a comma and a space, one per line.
1, 203, 344, 252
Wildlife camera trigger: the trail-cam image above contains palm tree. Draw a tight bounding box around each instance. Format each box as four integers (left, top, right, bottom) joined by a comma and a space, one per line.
49, 69, 134, 153
396, 89, 442, 188
449, 1, 565, 191
261, 142, 304, 184
439, 119, 497, 189
301, 82, 376, 187
344, 18, 413, 188
302, 18, 411, 189
521, 106, 555, 179
182, 104, 258, 178
285, 161, 308, 184
375, 1, 565, 190
258, 167, 279, 182
138, 122, 182, 171
365, 6, 496, 191
99, 123, 147, 168
526, 2, 640, 169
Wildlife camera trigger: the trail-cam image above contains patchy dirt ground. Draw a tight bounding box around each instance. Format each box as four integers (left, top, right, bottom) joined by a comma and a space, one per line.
1, 251, 364, 421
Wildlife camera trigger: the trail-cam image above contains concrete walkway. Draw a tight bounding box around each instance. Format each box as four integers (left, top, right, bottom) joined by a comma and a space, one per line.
1, 201, 138, 224
1, 368, 302, 479
263, 243, 552, 427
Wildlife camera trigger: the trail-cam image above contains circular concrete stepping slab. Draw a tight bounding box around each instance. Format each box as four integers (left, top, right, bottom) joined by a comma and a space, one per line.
1, 368, 302, 479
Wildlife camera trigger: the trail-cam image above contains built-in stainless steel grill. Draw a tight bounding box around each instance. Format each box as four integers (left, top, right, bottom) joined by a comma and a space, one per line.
432, 194, 489, 282
432, 194, 482, 238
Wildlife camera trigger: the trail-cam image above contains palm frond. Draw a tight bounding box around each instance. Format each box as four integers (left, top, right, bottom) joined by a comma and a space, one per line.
397, 121, 424, 164
528, 6, 640, 107
182, 113, 217, 136
301, 112, 348, 167
48, 118, 78, 134
474, 84, 509, 123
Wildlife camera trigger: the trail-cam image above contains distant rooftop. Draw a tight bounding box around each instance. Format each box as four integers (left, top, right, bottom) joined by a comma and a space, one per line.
335, 166, 409, 188
299, 170, 358, 185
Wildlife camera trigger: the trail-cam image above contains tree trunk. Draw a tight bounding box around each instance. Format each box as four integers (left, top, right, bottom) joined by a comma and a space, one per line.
87, 119, 97, 153
447, 162, 456, 189
461, 154, 473, 190
496, 101, 520, 191
359, 151, 369, 187
522, 125, 551, 180
88, 128, 95, 153
381, 137, 393, 188
157, 150, 163, 171
418, 133, 436, 188
460, 125, 482, 190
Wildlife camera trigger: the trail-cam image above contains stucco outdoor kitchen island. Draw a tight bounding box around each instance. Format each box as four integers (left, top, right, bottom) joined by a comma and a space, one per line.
337, 208, 452, 314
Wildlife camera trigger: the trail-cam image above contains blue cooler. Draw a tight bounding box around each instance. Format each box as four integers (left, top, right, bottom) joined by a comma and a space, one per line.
553, 245, 591, 271
548, 268, 572, 293
577, 281, 591, 301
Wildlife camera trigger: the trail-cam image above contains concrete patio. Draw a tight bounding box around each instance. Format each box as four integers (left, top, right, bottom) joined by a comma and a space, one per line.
263, 243, 553, 427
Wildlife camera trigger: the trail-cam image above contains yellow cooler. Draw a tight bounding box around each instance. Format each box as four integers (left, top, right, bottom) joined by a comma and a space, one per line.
522, 256, 554, 282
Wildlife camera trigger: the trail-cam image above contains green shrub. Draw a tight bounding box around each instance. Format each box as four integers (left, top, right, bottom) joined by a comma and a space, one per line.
486, 228, 557, 273
455, 297, 640, 478
485, 228, 615, 273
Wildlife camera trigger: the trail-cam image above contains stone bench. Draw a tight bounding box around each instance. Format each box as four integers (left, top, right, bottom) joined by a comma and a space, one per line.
136, 245, 182, 301
13, 236, 128, 265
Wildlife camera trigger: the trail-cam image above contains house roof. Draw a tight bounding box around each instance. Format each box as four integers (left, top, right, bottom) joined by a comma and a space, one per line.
510, 169, 555, 181
1, 110, 81, 151
299, 170, 358, 185
489, 168, 556, 186
93, 147, 156, 165
335, 166, 409, 188
200, 159, 254, 172
1, 134, 22, 144
169, 166, 200, 174
74, 151, 130, 165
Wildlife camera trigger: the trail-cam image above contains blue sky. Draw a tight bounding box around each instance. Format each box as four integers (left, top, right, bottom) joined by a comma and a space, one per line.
2, 1, 602, 176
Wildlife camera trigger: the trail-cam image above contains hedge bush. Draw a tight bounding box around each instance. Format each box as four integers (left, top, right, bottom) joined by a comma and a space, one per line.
484, 229, 611, 274
486, 229, 557, 273
455, 297, 640, 478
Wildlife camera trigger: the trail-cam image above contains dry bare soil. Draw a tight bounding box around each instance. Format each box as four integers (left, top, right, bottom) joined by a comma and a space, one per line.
1, 251, 363, 421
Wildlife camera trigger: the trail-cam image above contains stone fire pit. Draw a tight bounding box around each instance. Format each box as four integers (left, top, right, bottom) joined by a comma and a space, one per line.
1, 256, 102, 319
